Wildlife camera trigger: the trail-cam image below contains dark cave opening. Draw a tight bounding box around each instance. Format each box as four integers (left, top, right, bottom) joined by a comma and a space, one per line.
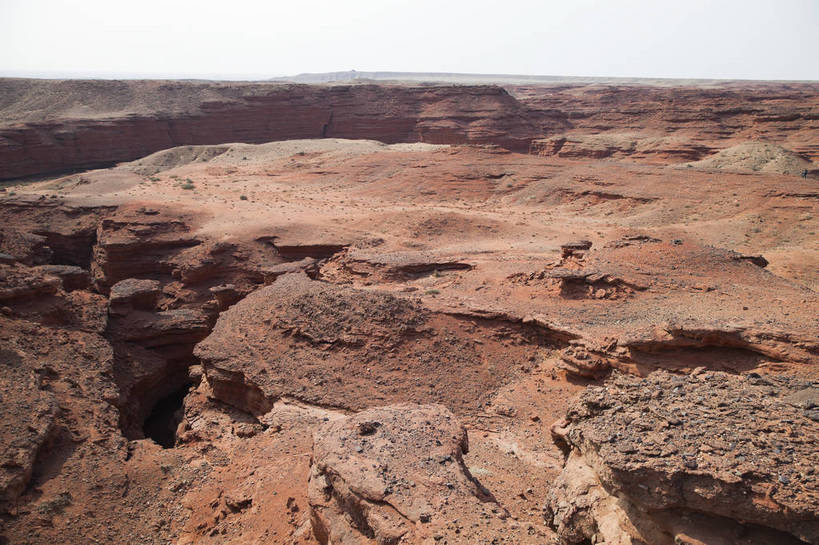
142, 383, 191, 448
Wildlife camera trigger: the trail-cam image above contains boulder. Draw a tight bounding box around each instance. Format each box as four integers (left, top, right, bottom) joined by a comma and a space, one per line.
109, 278, 162, 313
309, 404, 520, 544
195, 273, 540, 416
546, 370, 819, 545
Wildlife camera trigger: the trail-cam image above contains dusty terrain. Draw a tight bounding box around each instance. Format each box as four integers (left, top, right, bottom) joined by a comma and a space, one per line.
0, 80, 817, 544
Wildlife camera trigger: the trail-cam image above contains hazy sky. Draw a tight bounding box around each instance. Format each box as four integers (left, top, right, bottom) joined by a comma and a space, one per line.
1, 0, 817, 80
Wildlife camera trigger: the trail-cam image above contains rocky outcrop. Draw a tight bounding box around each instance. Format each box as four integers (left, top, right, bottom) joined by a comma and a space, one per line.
0, 81, 539, 180
0, 201, 113, 268
91, 208, 201, 291
531, 134, 715, 163
0, 358, 57, 514
546, 370, 819, 545
321, 249, 473, 284
108, 278, 162, 313
195, 272, 553, 416
0, 263, 61, 303
260, 257, 319, 284
512, 84, 819, 162
110, 308, 211, 349
0, 228, 52, 265
308, 404, 522, 544
34, 264, 90, 291
557, 322, 819, 378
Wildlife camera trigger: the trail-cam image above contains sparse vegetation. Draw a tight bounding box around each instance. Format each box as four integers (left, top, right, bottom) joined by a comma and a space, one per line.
36, 492, 72, 515
181, 183, 195, 190
240, 195, 248, 200
425, 289, 440, 295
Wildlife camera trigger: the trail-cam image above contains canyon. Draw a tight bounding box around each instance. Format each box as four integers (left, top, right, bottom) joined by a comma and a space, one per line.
0, 78, 817, 545
2, 79, 818, 181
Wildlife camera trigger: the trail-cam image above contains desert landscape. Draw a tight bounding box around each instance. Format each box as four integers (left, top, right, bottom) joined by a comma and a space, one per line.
0, 76, 817, 545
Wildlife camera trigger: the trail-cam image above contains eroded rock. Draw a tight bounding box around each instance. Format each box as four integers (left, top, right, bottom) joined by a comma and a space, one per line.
195, 272, 550, 416
0, 357, 56, 514
109, 278, 162, 312
546, 370, 819, 545
308, 404, 521, 544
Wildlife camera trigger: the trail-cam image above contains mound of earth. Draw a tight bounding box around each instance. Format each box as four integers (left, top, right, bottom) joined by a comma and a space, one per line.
546, 369, 819, 545
683, 142, 816, 176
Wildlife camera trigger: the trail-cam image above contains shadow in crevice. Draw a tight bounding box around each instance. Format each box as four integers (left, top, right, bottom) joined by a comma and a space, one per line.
142, 383, 191, 448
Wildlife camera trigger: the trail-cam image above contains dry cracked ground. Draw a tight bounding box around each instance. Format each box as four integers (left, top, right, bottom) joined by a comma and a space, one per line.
0, 83, 818, 545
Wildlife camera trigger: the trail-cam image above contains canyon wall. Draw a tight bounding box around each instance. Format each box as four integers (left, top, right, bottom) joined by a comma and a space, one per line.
0, 81, 537, 180
511, 83, 819, 161
1, 78, 817, 181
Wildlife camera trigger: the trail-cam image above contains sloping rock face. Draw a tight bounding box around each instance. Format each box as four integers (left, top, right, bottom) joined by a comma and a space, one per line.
0, 271, 120, 518
0, 201, 113, 268
4, 79, 817, 181
0, 80, 538, 180
0, 351, 57, 514
195, 272, 554, 416
530, 133, 715, 163
308, 404, 523, 544
546, 370, 819, 545
511, 83, 819, 162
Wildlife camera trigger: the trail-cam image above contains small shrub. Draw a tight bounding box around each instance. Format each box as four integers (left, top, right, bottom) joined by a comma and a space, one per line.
425, 289, 440, 296
36, 492, 72, 515
181, 183, 195, 190
240, 195, 248, 201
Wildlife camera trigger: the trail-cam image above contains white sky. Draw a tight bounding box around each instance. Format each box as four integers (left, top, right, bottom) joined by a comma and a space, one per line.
1, 0, 817, 80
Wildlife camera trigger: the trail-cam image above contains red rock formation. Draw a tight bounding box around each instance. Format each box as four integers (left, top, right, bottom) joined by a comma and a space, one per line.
0, 81, 539, 180
309, 404, 526, 544
546, 370, 819, 545
511, 83, 819, 161
195, 272, 557, 416
4, 79, 815, 181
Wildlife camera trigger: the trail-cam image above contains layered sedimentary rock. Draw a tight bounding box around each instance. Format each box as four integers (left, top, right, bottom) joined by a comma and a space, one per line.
0, 265, 120, 517
3, 79, 817, 181
0, 80, 538, 179
0, 110, 817, 545
511, 83, 819, 161
530, 133, 715, 163
546, 370, 819, 545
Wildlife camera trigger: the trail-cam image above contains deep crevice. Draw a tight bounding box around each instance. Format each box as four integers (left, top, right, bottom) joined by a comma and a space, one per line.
142, 382, 191, 448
